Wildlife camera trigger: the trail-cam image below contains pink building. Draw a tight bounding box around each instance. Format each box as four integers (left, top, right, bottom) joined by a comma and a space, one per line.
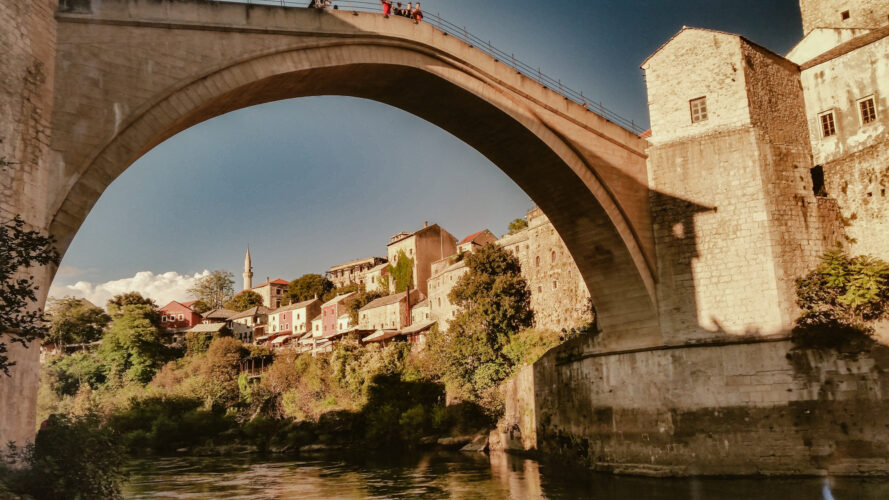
321, 293, 356, 339
159, 300, 203, 331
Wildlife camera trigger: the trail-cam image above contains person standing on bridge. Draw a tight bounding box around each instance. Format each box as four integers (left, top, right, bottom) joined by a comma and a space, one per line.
381, 0, 392, 15
405, 3, 413, 17
412, 2, 423, 22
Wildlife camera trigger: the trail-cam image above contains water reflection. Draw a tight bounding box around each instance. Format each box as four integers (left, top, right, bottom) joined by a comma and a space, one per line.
123, 451, 889, 499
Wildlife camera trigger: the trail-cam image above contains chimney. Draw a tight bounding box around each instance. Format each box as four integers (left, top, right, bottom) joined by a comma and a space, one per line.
424, 221, 428, 228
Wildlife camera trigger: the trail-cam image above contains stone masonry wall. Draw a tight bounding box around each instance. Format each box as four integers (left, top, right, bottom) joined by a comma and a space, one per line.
0, 0, 58, 448
499, 336, 889, 476
800, 0, 889, 34
643, 29, 751, 146
742, 41, 847, 327
498, 208, 592, 333
823, 140, 889, 261
648, 128, 784, 340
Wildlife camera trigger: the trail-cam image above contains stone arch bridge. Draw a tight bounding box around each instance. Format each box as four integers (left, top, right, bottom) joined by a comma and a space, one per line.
1, 0, 661, 447
45, 0, 662, 338
12, 0, 880, 476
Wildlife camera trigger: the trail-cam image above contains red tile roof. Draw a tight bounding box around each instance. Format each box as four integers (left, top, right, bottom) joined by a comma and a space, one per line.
253, 278, 290, 288
181, 300, 197, 308
639, 129, 652, 139
458, 230, 488, 245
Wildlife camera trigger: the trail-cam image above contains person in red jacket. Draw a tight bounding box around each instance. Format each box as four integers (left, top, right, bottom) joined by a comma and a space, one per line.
412, 2, 423, 22
381, 0, 392, 15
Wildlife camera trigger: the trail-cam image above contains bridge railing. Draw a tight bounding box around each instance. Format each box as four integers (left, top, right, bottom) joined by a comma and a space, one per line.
223, 0, 645, 135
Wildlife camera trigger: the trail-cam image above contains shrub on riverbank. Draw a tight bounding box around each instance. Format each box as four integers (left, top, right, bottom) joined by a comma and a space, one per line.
793, 250, 889, 349
0, 414, 125, 500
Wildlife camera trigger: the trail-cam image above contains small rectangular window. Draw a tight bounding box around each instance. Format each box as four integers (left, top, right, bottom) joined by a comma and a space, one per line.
841, 10, 850, 21
859, 96, 877, 125
690, 97, 708, 123
819, 111, 836, 137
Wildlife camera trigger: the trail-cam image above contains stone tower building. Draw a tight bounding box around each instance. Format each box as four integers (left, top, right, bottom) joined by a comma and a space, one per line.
799, 0, 889, 35
642, 28, 845, 342
790, 0, 889, 263
243, 247, 253, 291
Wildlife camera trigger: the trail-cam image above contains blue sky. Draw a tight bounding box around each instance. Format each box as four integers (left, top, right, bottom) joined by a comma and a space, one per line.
50, 0, 804, 304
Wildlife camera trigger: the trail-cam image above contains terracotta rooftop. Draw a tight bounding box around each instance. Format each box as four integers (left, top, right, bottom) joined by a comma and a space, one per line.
458, 229, 491, 245
187, 323, 228, 333
229, 305, 271, 321
271, 298, 320, 314
202, 308, 237, 320
253, 279, 290, 288
360, 291, 410, 311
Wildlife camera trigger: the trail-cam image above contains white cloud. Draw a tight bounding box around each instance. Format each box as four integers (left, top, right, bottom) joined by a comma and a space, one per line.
49, 270, 212, 308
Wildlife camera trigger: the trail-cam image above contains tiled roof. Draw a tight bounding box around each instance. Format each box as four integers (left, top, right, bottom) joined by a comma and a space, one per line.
181, 300, 198, 308
360, 291, 409, 311
272, 298, 320, 314
329, 256, 387, 272
458, 229, 491, 245
412, 298, 429, 309
230, 306, 271, 321
639, 129, 652, 139
801, 24, 889, 69
401, 319, 437, 335
322, 292, 355, 307
253, 279, 290, 288
202, 308, 237, 320
187, 323, 228, 333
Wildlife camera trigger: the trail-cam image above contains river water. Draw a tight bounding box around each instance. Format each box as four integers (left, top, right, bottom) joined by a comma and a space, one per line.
123, 452, 889, 499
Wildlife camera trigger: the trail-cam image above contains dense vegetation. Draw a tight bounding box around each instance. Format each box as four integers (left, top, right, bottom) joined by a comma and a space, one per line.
793, 250, 889, 349
11, 244, 570, 497
225, 290, 264, 312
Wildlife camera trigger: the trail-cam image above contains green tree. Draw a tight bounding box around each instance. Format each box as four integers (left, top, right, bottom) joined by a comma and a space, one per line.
44, 352, 108, 397
287, 274, 334, 303
190, 299, 212, 314
794, 250, 889, 346
508, 218, 528, 235
187, 270, 235, 310
387, 250, 414, 293
429, 244, 533, 409
44, 297, 111, 348
0, 215, 59, 375
225, 290, 264, 312
98, 305, 170, 384
197, 337, 247, 408
106, 292, 157, 318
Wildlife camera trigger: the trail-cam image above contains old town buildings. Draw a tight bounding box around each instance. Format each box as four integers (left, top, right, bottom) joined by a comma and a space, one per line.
328, 257, 388, 288
220, 210, 592, 355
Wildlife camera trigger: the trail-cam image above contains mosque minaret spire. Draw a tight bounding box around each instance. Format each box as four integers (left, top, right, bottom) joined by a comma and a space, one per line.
243, 246, 253, 291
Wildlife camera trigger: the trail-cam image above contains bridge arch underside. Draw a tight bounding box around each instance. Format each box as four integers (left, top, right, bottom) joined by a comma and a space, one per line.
50, 43, 660, 345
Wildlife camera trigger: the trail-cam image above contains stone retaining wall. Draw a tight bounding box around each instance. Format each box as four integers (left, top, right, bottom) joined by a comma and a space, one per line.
494, 335, 889, 476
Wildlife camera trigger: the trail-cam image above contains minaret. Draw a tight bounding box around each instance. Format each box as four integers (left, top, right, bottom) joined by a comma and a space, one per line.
243, 246, 253, 291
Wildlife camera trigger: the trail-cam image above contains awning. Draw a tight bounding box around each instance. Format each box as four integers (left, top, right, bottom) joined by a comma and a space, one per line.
255, 334, 271, 342
362, 329, 401, 343
400, 320, 436, 335
271, 334, 292, 345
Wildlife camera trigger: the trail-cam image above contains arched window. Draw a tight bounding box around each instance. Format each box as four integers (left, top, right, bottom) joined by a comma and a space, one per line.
535, 256, 540, 267
551, 250, 556, 263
